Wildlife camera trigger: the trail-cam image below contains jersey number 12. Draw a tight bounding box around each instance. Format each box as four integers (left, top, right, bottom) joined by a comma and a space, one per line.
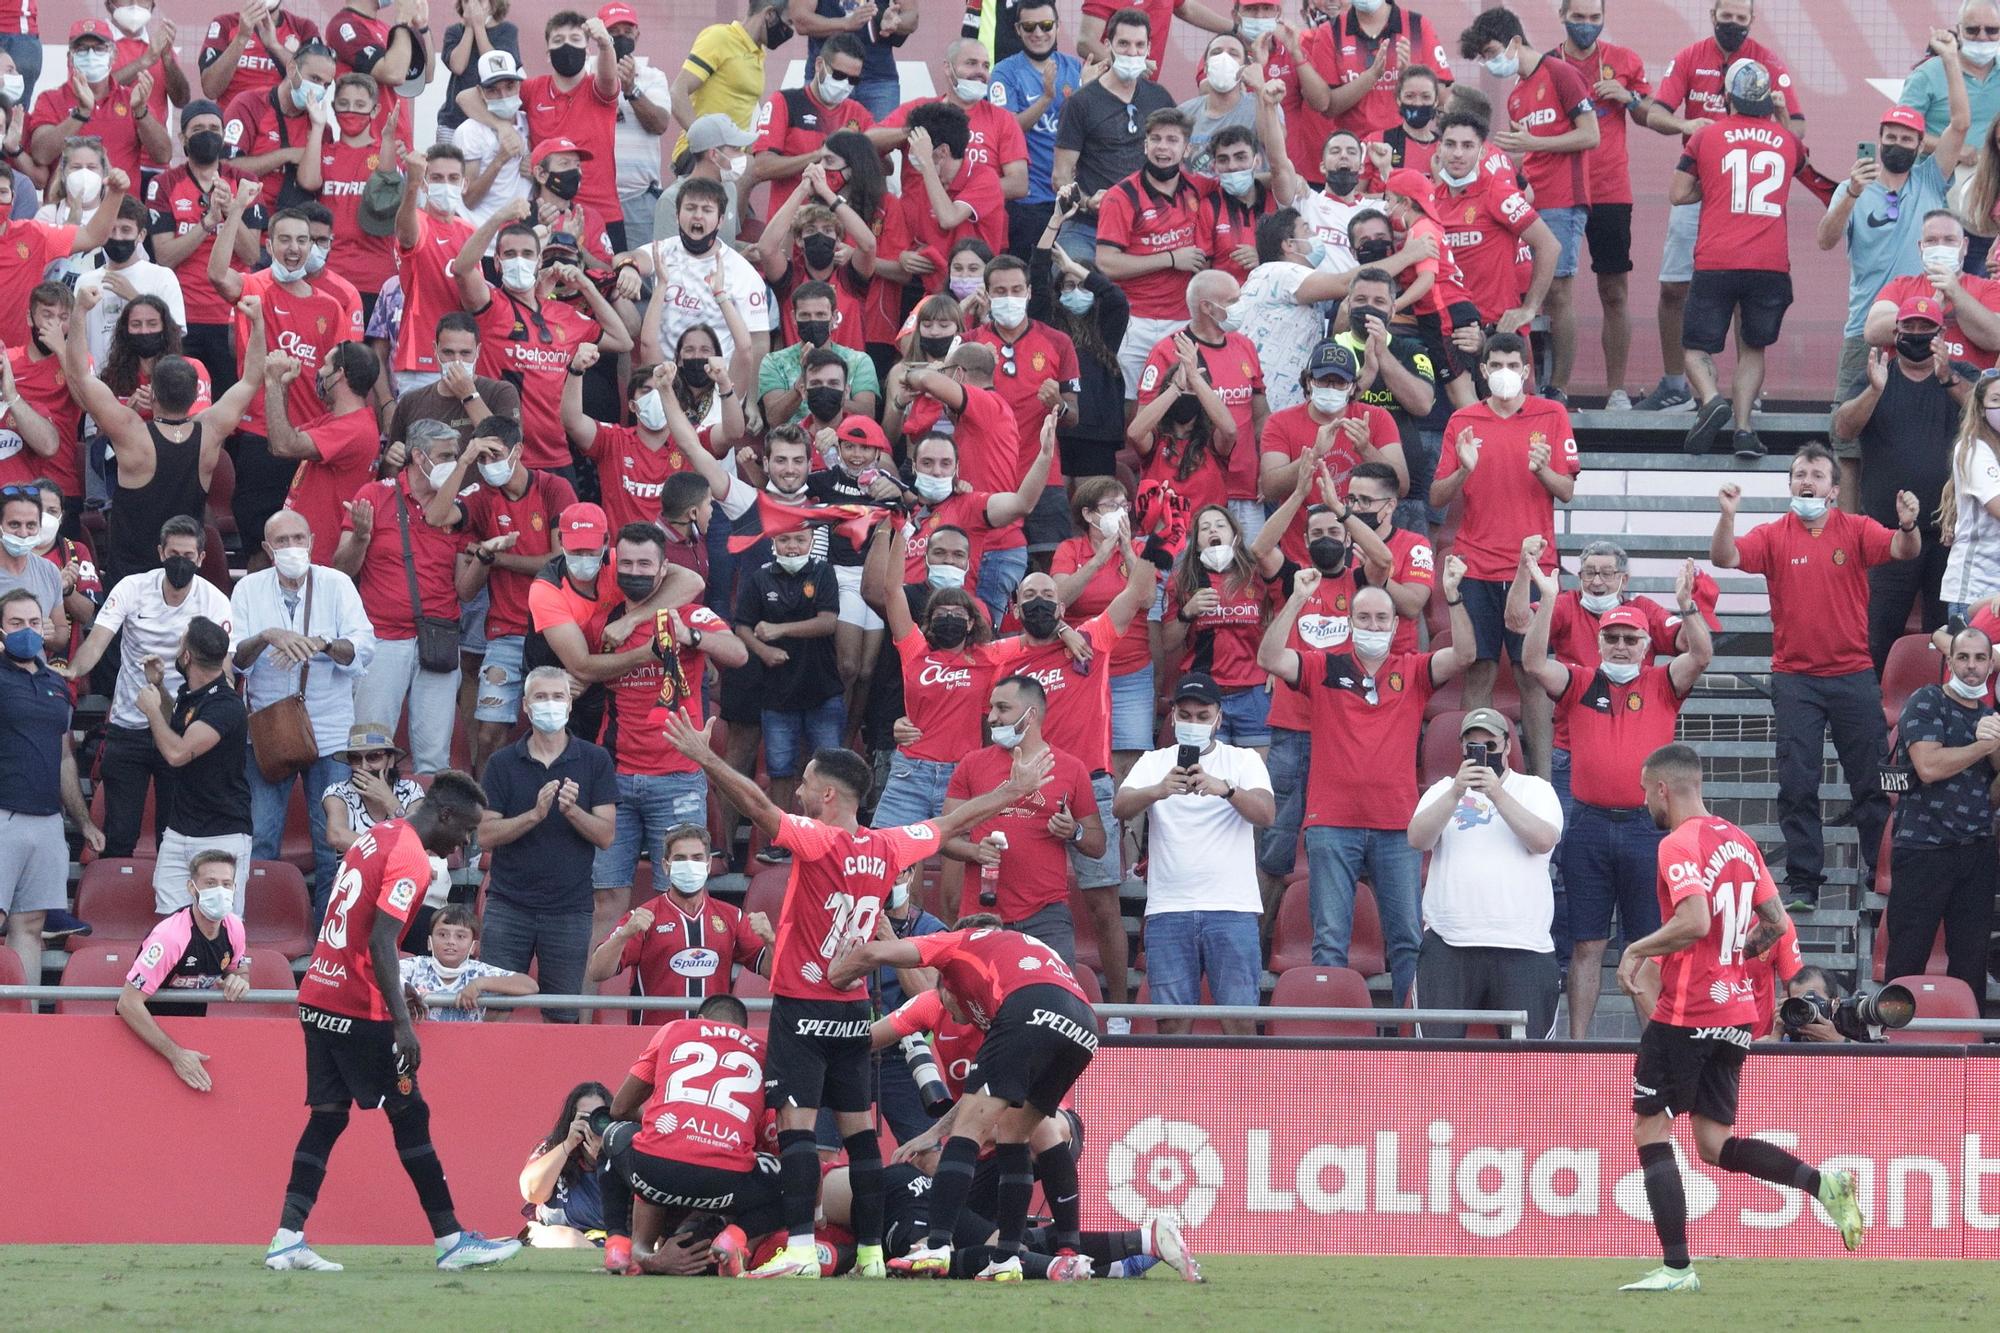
1719, 148, 1786, 218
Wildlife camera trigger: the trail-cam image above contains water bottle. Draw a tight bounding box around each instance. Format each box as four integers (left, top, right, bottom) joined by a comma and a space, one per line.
899, 1033, 953, 1115
978, 832, 1007, 907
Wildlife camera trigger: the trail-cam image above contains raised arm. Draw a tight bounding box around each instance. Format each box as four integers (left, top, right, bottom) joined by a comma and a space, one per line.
1517, 560, 1575, 699
1664, 559, 1713, 696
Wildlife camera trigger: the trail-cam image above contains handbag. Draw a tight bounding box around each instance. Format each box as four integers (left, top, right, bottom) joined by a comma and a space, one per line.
395, 484, 462, 673
1878, 732, 1913, 796
247, 570, 320, 783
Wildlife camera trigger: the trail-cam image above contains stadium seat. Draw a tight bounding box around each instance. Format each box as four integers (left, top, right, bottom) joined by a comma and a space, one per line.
732, 969, 771, 1036
593, 969, 636, 1026
73, 859, 161, 949
1266, 966, 1376, 1037
1267, 877, 1384, 979
1420, 712, 1530, 788
1871, 917, 1946, 982
278, 785, 316, 873
206, 447, 237, 536
1886, 974, 1982, 1044
56, 946, 141, 1014
199, 522, 231, 594
244, 861, 313, 959
1071, 965, 1103, 1008
1879, 633, 1943, 728
743, 865, 789, 923
0, 946, 25, 1012
1126, 978, 1223, 1035
209, 951, 300, 1018
1069, 885, 1104, 981
1422, 655, 1523, 722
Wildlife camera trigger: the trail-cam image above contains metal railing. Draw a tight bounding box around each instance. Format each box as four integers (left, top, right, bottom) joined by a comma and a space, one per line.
0, 987, 1533, 1038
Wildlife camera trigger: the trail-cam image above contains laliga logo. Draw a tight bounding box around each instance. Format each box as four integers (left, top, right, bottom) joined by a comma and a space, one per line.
1612, 1141, 1720, 1223
1108, 1116, 1225, 1228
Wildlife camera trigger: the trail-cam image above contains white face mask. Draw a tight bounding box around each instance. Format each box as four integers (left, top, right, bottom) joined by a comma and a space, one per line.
1093, 509, 1126, 538
66, 168, 103, 207
818, 73, 854, 106
1485, 367, 1525, 402
775, 552, 810, 574
500, 256, 538, 293
486, 94, 522, 118
1484, 52, 1520, 79
196, 887, 233, 921
668, 860, 710, 893
271, 257, 311, 284
1311, 386, 1350, 415
113, 5, 151, 35
1238, 17, 1276, 41
0, 531, 37, 558
1351, 627, 1394, 659
479, 458, 514, 487
0, 74, 22, 103
989, 295, 1029, 328
425, 182, 464, 215
272, 546, 312, 580
304, 240, 331, 275
1351, 0, 1386, 12
1205, 54, 1242, 92
72, 51, 112, 84
1580, 590, 1624, 617
1789, 494, 1829, 522
1921, 243, 1961, 271
1439, 164, 1481, 190
1601, 660, 1641, 685
954, 77, 990, 103
1947, 672, 1990, 701
1112, 54, 1149, 82
527, 699, 570, 732
426, 460, 457, 491
927, 561, 967, 590
1199, 543, 1235, 573
913, 472, 954, 503
989, 714, 1030, 749
565, 552, 603, 582
634, 389, 668, 432
1173, 720, 1214, 748
888, 876, 911, 909
35, 509, 59, 548
1965, 40, 2000, 64
721, 152, 748, 183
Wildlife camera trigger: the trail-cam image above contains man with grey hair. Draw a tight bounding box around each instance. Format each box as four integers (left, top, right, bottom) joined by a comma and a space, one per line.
1898, 1, 2000, 274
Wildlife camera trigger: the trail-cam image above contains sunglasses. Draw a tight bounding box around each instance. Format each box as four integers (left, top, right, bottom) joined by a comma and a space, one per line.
1017, 19, 1056, 33
0, 484, 38, 499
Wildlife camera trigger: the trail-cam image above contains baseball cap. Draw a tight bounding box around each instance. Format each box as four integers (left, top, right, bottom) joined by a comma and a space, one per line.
1306, 340, 1360, 382
477, 50, 524, 87
1881, 105, 1926, 134
687, 112, 757, 155
531, 136, 594, 166
1599, 606, 1651, 633
358, 169, 404, 237
1724, 58, 1773, 109
1458, 707, 1512, 740
835, 414, 888, 451
68, 18, 114, 44
1384, 167, 1437, 217
559, 502, 610, 552
597, 2, 640, 27
1896, 294, 1944, 327
1173, 672, 1223, 707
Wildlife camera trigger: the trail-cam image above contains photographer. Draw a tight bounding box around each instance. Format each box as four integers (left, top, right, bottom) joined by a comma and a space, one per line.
1407, 709, 1564, 1039
1114, 673, 1275, 1036
1776, 968, 1850, 1045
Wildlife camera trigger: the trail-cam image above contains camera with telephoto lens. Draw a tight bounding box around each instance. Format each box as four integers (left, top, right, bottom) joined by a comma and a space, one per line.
899, 1032, 954, 1116
1778, 983, 1915, 1042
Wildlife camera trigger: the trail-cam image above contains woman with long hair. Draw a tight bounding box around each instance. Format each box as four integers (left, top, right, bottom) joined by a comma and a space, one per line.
882, 292, 965, 444
519, 1080, 613, 1246
101, 295, 210, 418
1127, 342, 1234, 561
1938, 369, 2000, 614
1052, 476, 1156, 782
38, 135, 107, 283
1031, 192, 1128, 484
822, 128, 886, 233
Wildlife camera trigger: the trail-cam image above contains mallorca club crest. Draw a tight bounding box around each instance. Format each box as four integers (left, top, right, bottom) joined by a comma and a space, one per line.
1386, 670, 1405, 692
1832, 548, 1847, 565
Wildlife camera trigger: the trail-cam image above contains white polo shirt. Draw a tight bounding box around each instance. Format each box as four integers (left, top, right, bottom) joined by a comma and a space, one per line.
96, 570, 236, 731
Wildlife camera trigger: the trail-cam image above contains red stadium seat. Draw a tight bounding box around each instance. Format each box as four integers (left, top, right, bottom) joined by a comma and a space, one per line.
1886, 974, 1982, 1044
56, 946, 142, 1013
1069, 885, 1104, 981
743, 865, 789, 923
206, 447, 237, 535
1071, 965, 1103, 1008
244, 861, 313, 960
1420, 712, 1530, 788
594, 968, 636, 1026
1266, 877, 1384, 979
278, 785, 316, 873
1422, 649, 1523, 721
209, 950, 299, 1018
1880, 633, 1943, 728
199, 522, 231, 594
1266, 966, 1376, 1037
1126, 978, 1223, 1035
1872, 917, 1946, 982
0, 946, 25, 1011
731, 969, 771, 1037
73, 859, 161, 949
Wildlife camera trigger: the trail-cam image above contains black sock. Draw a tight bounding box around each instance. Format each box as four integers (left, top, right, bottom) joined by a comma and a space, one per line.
1034, 1145, 1082, 1249
386, 1098, 460, 1238
1018, 1250, 1054, 1278
994, 1142, 1034, 1256
777, 1130, 820, 1240
1637, 1141, 1690, 1269
600, 1132, 634, 1239
843, 1131, 884, 1248
279, 1108, 350, 1232
1076, 1228, 1142, 1264
1718, 1136, 1820, 1195
924, 1136, 980, 1249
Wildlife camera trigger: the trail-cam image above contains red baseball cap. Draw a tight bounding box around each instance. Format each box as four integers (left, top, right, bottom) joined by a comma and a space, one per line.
69, 18, 114, 43
558, 502, 609, 552
835, 414, 888, 451
1881, 105, 1927, 134
1897, 294, 1944, 326
598, 2, 640, 28
531, 136, 594, 166
1385, 167, 1438, 219
1598, 606, 1651, 634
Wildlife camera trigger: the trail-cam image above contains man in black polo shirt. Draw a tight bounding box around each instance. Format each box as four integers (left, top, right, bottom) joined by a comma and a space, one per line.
135, 616, 252, 915
0, 588, 102, 984
1336, 267, 1441, 531
477, 666, 618, 1024
1049, 7, 1173, 262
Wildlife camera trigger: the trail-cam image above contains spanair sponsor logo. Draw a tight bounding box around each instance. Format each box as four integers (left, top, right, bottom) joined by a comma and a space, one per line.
670, 947, 720, 977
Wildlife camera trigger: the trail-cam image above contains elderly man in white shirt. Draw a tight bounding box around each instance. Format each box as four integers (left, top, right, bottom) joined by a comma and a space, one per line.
1407, 707, 1564, 1039
1114, 672, 1276, 1036
230, 508, 377, 910
62, 515, 236, 862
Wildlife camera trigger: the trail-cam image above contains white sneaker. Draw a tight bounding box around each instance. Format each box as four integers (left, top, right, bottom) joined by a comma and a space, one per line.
888, 1243, 952, 1278
435, 1231, 521, 1271
1145, 1215, 1205, 1283
265, 1230, 343, 1272
1104, 1016, 1132, 1036
1604, 389, 1632, 411
974, 1255, 1024, 1282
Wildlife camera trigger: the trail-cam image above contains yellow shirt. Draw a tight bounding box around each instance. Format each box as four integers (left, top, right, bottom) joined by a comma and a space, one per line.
678, 20, 766, 158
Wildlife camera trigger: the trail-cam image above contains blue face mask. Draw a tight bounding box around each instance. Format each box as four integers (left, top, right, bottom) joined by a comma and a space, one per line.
1218, 168, 1256, 198
1789, 495, 1830, 523
1299, 234, 1327, 267
1564, 21, 1603, 49
1058, 287, 1096, 315
2, 626, 42, 660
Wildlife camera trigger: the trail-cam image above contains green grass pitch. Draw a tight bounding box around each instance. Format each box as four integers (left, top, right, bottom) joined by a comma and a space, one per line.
6, 1248, 1999, 1331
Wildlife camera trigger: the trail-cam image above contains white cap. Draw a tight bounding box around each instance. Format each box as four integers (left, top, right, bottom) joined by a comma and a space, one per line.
477, 49, 524, 86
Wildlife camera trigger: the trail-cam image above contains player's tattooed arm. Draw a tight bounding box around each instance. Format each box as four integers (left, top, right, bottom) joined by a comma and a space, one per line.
1745, 895, 1790, 958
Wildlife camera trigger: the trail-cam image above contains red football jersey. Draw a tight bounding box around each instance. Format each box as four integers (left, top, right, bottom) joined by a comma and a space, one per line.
1656, 35, 1804, 130
1651, 816, 1779, 1029
220, 87, 312, 214
752, 86, 876, 218
232, 269, 364, 437
459, 471, 578, 638
396, 212, 478, 374
472, 292, 601, 470
300, 819, 431, 1021
1322, 7, 1455, 139
200, 13, 323, 105
1747, 917, 1803, 1040
1049, 539, 1152, 676
1555, 662, 1687, 809
282, 406, 381, 566
1136, 331, 1264, 500
886, 987, 985, 1099
976, 612, 1122, 772
1553, 39, 1650, 206
1096, 171, 1207, 321
1507, 57, 1594, 211
942, 743, 1099, 922
903, 493, 997, 587
1433, 397, 1579, 582
1166, 570, 1274, 688
1548, 592, 1679, 752
1876, 273, 2000, 370
6, 348, 84, 498
615, 893, 770, 1022
911, 925, 1089, 1029
894, 626, 996, 764
882, 96, 1026, 184
1295, 646, 1437, 830
0, 221, 76, 348
1683, 116, 1803, 274
966, 320, 1081, 492
146, 164, 251, 325
1436, 176, 1541, 323
601, 604, 730, 776
628, 1017, 768, 1169
1265, 24, 1342, 188
1257, 400, 1402, 567
523, 73, 622, 223
315, 137, 400, 295
1732, 510, 1896, 677
583, 424, 698, 533
343, 477, 471, 638
1266, 568, 1364, 733
770, 816, 940, 1001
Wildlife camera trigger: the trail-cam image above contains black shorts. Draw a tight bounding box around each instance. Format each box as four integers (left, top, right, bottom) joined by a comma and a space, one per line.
962, 985, 1100, 1116
966, 1108, 1084, 1220
1058, 433, 1120, 480
718, 654, 764, 726
1440, 301, 1486, 381
603, 1125, 767, 1212
1631, 1020, 1750, 1123
1682, 269, 1793, 353
766, 995, 875, 1114
1411, 310, 1462, 385
1584, 203, 1634, 275
1023, 485, 1074, 551
882, 1161, 993, 1255
299, 1004, 414, 1110
1457, 575, 1536, 664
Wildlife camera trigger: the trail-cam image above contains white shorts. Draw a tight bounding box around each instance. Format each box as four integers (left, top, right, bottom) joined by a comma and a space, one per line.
1659, 202, 1701, 285
1118, 315, 1189, 401
833, 564, 883, 631
154, 829, 255, 915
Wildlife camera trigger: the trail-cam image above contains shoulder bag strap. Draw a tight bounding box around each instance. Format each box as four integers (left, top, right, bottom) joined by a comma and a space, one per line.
394, 484, 425, 623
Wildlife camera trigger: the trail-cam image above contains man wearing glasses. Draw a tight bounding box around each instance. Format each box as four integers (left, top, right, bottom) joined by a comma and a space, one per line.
1519, 559, 1712, 1039
1899, 2, 2000, 273
992, 0, 1082, 259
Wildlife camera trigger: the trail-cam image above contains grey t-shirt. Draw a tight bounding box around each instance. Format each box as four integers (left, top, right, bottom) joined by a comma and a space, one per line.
0, 551, 62, 618
1056, 78, 1176, 198
1177, 93, 1260, 177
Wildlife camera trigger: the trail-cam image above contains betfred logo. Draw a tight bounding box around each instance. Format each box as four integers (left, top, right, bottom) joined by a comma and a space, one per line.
1519, 107, 1559, 129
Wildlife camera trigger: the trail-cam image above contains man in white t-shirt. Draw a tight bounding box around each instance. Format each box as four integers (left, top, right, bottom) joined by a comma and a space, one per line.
453, 51, 533, 230
1114, 672, 1275, 1036
1406, 707, 1563, 1038
75, 196, 189, 365
1234, 206, 1355, 412
637, 177, 774, 364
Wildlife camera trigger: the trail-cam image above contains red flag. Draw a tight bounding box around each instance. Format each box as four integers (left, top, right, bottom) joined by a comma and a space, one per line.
726, 495, 891, 553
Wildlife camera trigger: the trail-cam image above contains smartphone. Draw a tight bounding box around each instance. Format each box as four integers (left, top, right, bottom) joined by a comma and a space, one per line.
1463, 741, 1486, 767
1177, 744, 1202, 770
1857, 141, 1876, 163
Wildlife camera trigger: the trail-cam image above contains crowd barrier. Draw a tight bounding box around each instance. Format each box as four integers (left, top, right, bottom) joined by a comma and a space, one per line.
5, 1008, 1997, 1256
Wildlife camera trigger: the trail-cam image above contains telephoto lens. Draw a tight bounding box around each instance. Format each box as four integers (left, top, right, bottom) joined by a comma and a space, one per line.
1850, 983, 1916, 1030
900, 1032, 954, 1116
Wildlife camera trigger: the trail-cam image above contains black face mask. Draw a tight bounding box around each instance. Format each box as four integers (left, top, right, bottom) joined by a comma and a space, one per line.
1713, 21, 1750, 52
30, 333, 51, 356
918, 334, 955, 359
549, 44, 588, 77
680, 227, 718, 255
545, 167, 582, 201
1143, 161, 1181, 186
801, 232, 838, 270
127, 330, 166, 358
1325, 167, 1361, 197
1354, 237, 1394, 265
103, 237, 138, 265
678, 359, 712, 389
1309, 537, 1350, 574
927, 616, 969, 650
163, 554, 196, 589
611, 35, 637, 60
1349, 306, 1382, 338
805, 385, 845, 422
385, 766, 403, 786
1400, 104, 1435, 130
1165, 393, 1203, 427
1880, 144, 1918, 175
1896, 331, 1937, 362
615, 572, 657, 602
796, 318, 833, 348
186, 131, 223, 166
175, 653, 192, 680
1019, 598, 1060, 639
763, 10, 794, 47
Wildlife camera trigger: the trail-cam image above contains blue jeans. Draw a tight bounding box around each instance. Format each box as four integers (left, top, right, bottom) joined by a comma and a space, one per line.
0, 35, 41, 106
1397, 430, 1445, 532
1560, 802, 1665, 945
1109, 664, 1156, 752
1217, 687, 1271, 748
762, 696, 847, 778
873, 753, 957, 828
1069, 770, 1122, 889
1145, 911, 1262, 1008
1257, 726, 1309, 877
1056, 216, 1098, 264
1303, 825, 1422, 1003
976, 546, 1029, 625
246, 752, 350, 915
854, 77, 903, 123
593, 771, 710, 890
1541, 205, 1588, 279
479, 897, 594, 1024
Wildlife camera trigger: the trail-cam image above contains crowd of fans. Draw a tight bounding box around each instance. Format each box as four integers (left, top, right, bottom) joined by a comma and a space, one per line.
0, 0, 1995, 1055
